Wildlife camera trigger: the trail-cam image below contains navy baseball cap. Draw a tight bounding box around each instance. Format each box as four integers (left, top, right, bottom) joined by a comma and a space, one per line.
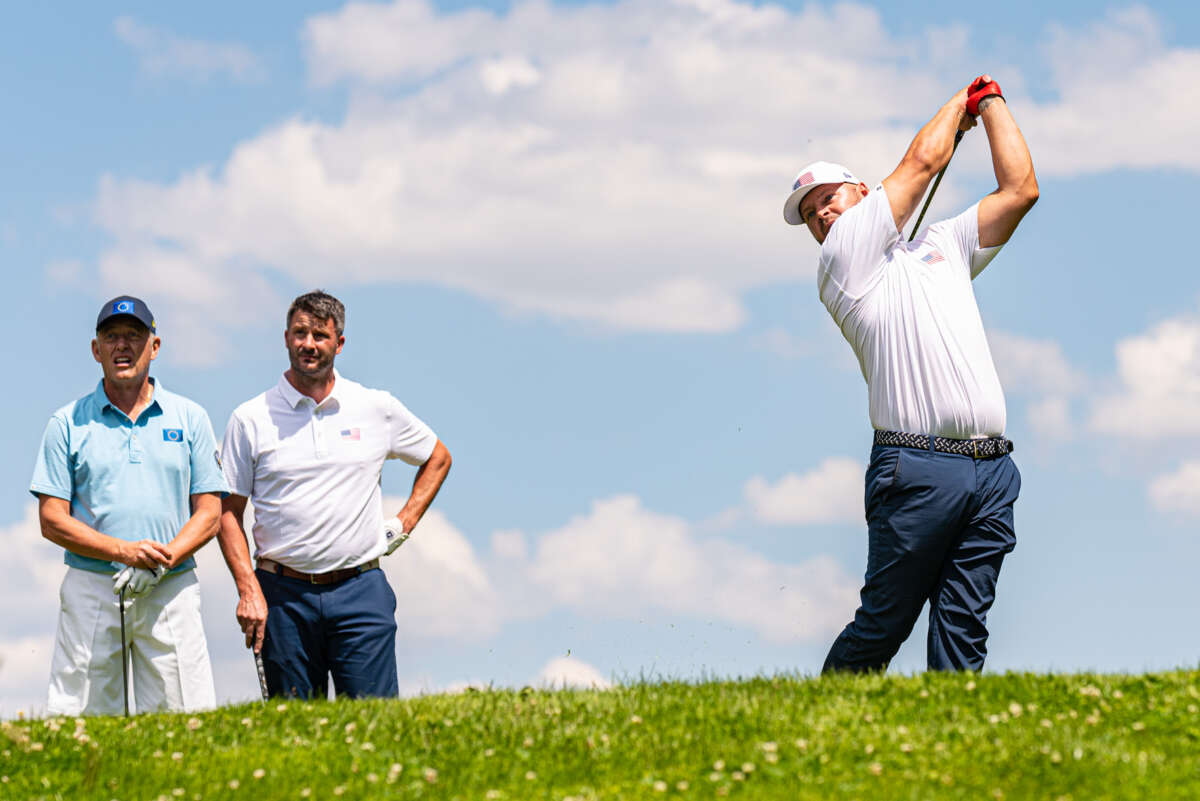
96, 295, 156, 332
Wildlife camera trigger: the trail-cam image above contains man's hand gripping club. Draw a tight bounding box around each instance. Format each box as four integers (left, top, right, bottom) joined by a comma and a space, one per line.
112, 562, 168, 597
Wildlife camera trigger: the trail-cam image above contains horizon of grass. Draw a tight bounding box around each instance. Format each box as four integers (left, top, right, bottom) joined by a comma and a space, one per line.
4, 669, 1200, 800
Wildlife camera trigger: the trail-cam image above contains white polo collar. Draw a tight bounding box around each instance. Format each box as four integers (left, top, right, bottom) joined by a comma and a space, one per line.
275, 369, 343, 410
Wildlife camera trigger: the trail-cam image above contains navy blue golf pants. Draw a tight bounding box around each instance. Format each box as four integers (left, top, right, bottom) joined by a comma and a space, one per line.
258, 566, 399, 699
823, 444, 1021, 673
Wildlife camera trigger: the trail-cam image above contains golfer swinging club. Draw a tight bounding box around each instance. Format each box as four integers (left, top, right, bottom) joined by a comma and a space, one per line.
783, 76, 1038, 672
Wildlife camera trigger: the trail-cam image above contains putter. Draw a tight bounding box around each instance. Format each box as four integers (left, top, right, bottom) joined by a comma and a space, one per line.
908, 129, 965, 242
254, 650, 269, 704
119, 587, 130, 717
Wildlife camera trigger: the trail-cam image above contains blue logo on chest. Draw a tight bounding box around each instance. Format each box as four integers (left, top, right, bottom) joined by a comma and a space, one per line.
163, 429, 184, 442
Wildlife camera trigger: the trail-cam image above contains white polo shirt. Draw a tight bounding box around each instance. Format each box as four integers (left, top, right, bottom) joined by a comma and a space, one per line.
221, 371, 438, 572
818, 184, 1006, 438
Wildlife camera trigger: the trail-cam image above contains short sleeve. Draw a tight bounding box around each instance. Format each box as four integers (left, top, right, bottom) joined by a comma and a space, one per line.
819, 184, 902, 299
187, 406, 230, 497
220, 412, 257, 497
931, 202, 1003, 279
30, 414, 72, 501
384, 394, 438, 466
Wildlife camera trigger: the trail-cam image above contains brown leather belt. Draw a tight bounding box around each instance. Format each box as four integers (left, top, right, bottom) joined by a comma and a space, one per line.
256, 557, 380, 585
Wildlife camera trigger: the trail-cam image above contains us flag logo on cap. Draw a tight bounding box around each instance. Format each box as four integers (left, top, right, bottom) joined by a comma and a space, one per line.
793, 171, 814, 191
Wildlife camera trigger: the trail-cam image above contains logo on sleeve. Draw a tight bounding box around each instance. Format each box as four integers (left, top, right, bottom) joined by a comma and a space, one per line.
163, 428, 184, 442
340, 428, 361, 441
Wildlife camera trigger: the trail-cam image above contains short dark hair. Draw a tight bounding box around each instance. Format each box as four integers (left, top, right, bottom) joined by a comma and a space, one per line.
286, 290, 345, 335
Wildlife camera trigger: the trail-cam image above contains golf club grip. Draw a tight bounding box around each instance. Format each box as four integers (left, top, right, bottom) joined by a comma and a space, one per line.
254, 651, 269, 702
908, 129, 965, 242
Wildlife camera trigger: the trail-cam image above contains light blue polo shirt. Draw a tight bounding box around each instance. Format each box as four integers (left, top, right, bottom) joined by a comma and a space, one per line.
30, 378, 229, 574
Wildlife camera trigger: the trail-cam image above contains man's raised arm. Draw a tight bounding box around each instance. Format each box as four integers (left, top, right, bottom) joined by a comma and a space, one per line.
882, 82, 977, 232
975, 91, 1039, 247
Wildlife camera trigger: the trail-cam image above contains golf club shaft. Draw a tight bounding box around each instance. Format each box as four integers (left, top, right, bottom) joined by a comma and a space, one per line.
119, 587, 129, 717
908, 129, 965, 242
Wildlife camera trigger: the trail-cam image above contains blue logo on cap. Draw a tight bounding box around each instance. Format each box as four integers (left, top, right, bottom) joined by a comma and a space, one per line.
114, 300, 134, 314
163, 429, 183, 442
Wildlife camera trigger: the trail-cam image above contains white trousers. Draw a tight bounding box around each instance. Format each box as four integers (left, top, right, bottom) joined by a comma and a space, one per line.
47, 566, 216, 716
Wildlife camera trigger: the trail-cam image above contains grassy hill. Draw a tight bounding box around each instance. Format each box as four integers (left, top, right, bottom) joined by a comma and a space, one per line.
4, 670, 1199, 800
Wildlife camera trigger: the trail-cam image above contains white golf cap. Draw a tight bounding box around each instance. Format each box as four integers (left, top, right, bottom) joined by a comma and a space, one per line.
783, 161, 861, 225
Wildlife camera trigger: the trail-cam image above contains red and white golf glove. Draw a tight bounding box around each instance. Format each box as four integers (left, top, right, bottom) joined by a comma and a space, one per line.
966, 75, 1003, 116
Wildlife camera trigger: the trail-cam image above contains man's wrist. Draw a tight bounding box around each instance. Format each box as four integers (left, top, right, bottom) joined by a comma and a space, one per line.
976, 95, 1004, 114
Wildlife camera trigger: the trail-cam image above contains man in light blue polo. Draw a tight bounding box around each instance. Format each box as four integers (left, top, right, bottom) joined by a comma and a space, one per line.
31, 296, 229, 715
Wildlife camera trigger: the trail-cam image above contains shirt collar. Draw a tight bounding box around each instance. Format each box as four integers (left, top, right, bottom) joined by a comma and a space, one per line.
276, 369, 342, 410
94, 377, 162, 416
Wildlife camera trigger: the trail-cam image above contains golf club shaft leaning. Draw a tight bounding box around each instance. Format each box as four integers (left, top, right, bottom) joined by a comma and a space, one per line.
908, 129, 965, 242
119, 587, 129, 717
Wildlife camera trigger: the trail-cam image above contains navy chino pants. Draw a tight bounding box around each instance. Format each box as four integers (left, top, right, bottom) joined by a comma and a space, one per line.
258, 566, 399, 699
823, 443, 1021, 673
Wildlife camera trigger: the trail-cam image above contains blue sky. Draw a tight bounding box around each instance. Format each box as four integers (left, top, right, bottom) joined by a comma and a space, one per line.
4, 0, 1200, 714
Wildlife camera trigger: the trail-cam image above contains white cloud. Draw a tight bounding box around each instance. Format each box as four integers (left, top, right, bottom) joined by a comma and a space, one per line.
381, 509, 504, 639
1026, 7, 1200, 175
987, 329, 1088, 440
88, 0, 954, 353
522, 495, 859, 642
479, 56, 542, 96
1148, 461, 1200, 517
988, 330, 1086, 398
534, 656, 610, 689
0, 635, 55, 719
114, 17, 266, 84
1088, 316, 1200, 439
87, 1, 1200, 355
743, 458, 864, 526
83, 2, 1200, 359
0, 504, 66, 717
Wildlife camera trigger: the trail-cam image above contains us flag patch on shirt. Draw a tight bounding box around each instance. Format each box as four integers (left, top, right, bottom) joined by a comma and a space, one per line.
340, 428, 361, 440
922, 249, 946, 265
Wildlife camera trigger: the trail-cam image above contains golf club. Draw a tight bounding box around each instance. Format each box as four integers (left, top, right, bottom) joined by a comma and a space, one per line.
908, 129, 965, 241
119, 587, 129, 717
254, 650, 269, 704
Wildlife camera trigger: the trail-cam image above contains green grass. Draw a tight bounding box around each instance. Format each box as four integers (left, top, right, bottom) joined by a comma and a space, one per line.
5, 671, 1200, 800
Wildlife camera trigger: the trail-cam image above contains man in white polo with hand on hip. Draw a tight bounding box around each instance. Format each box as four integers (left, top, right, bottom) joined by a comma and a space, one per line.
31, 295, 227, 714
783, 75, 1038, 672
218, 290, 452, 699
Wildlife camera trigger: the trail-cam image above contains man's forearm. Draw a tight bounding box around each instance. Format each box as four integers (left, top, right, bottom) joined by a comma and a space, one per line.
980, 98, 1037, 199
38, 496, 164, 565
217, 510, 259, 593
41, 513, 126, 562
397, 441, 452, 532
165, 494, 222, 568
903, 89, 971, 178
